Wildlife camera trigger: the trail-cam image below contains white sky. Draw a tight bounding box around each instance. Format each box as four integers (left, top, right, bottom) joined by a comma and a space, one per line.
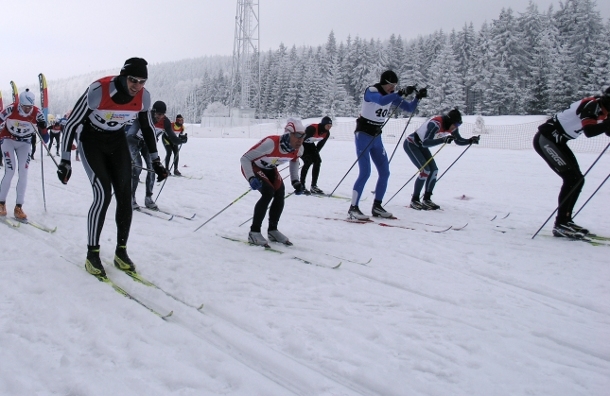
2, 0, 610, 87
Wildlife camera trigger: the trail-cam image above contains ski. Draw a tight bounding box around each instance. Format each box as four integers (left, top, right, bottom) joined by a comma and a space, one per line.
587, 233, 610, 241
61, 256, 173, 320
546, 234, 610, 247
218, 234, 341, 269
415, 221, 469, 231
490, 212, 511, 221
103, 261, 204, 311
171, 174, 203, 180
1, 216, 21, 228
38, 73, 49, 122
150, 208, 196, 220
13, 217, 57, 233
10, 81, 19, 104
134, 207, 174, 220
322, 217, 453, 233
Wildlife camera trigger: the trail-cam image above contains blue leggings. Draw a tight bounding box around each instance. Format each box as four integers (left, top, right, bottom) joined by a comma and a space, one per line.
351, 132, 390, 206
403, 140, 438, 199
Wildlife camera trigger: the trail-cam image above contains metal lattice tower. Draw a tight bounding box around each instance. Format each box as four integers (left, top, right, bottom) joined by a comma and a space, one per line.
230, 0, 260, 112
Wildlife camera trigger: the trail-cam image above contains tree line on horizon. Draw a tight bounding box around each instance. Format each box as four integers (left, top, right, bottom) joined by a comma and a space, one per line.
27, 0, 610, 123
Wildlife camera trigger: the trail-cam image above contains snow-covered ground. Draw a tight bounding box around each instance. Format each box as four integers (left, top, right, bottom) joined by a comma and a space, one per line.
1, 119, 609, 395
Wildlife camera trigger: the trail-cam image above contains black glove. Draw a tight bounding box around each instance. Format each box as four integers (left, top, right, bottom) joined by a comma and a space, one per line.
292, 180, 305, 195
398, 86, 416, 97
179, 133, 188, 144
152, 159, 168, 182
469, 135, 480, 145
443, 135, 454, 144
57, 160, 72, 184
249, 177, 262, 190
416, 87, 428, 99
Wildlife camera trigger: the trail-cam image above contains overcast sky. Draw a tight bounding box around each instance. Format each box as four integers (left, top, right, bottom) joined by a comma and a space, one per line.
2, 0, 609, 89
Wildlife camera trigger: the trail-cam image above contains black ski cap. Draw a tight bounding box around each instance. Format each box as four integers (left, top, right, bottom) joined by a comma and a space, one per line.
152, 101, 167, 114
447, 108, 462, 125
380, 70, 398, 85
120, 57, 148, 78
320, 116, 332, 126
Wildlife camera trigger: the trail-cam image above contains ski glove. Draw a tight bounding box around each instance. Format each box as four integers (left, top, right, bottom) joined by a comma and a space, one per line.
416, 88, 428, 99
152, 159, 169, 182
469, 135, 480, 144
179, 133, 188, 144
57, 159, 72, 184
249, 177, 262, 190
398, 86, 417, 97
292, 180, 305, 195
443, 135, 454, 144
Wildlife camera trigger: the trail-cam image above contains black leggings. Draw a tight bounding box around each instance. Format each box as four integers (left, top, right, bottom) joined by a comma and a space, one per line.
251, 168, 285, 233
533, 130, 584, 224
164, 142, 180, 171
79, 129, 133, 248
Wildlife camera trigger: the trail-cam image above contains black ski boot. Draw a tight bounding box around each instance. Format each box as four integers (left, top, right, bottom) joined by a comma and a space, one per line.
85, 245, 106, 277
422, 192, 441, 210
114, 245, 136, 272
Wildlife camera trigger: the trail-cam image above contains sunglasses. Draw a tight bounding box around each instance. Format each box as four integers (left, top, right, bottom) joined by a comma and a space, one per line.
293, 132, 306, 139
127, 75, 147, 85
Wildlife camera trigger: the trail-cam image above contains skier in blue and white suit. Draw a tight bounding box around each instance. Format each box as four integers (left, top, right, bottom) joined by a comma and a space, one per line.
347, 70, 425, 220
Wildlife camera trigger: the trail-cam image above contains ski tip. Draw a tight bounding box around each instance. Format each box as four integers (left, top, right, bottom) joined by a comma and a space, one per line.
332, 262, 342, 269
196, 304, 204, 310
161, 311, 174, 320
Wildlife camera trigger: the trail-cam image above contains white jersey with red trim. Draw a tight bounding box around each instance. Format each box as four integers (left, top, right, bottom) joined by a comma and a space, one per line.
240, 135, 303, 181
86, 76, 144, 132
556, 97, 608, 140
0, 104, 45, 140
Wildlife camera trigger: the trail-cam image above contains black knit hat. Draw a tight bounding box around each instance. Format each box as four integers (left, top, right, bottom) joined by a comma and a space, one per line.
120, 57, 148, 78
447, 108, 462, 124
380, 70, 398, 85
152, 101, 166, 114
176, 114, 183, 119
320, 116, 332, 126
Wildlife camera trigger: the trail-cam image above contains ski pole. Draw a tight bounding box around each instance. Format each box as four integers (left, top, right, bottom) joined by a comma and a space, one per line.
436, 142, 474, 182
571, 171, 610, 219
237, 166, 299, 227
328, 99, 405, 197
387, 86, 425, 165
388, 111, 416, 165
154, 144, 181, 203
384, 142, 447, 205
40, 138, 47, 212
531, 141, 610, 239
194, 188, 252, 232
238, 192, 296, 227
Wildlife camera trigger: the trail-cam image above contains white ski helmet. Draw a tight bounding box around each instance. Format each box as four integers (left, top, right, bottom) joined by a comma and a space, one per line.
284, 118, 305, 135
19, 89, 36, 106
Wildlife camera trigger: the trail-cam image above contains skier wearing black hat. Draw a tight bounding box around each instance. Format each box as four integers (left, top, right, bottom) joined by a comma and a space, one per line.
533, 87, 610, 238
348, 69, 423, 220
299, 116, 332, 195
57, 57, 169, 278
163, 113, 187, 175
404, 108, 479, 210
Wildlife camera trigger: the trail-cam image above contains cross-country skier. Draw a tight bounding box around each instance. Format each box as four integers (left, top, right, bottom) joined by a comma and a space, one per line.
404, 108, 479, 210
0, 89, 48, 220
164, 114, 187, 175
348, 70, 423, 220
533, 87, 610, 238
57, 57, 169, 278
240, 118, 306, 246
299, 116, 332, 195
128, 100, 185, 210
48, 120, 62, 156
